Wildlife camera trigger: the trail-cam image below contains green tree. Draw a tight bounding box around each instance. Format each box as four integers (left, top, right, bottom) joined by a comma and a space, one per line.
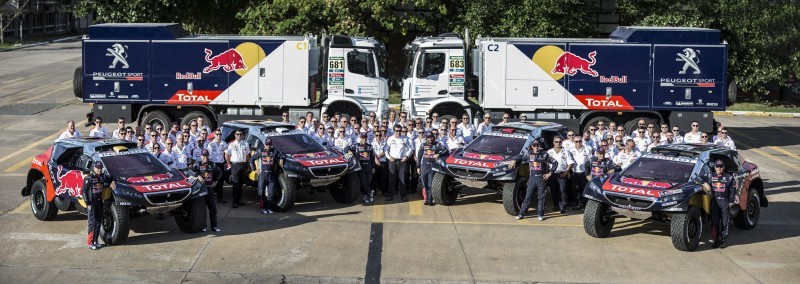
618, 0, 800, 96
74, 0, 247, 34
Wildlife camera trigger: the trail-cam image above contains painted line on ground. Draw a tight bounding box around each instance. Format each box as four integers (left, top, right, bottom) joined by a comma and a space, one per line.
9, 202, 28, 214
0, 72, 49, 91
3, 77, 24, 84
775, 127, 800, 139
408, 199, 423, 216
371, 198, 384, 223
379, 219, 583, 227
15, 85, 72, 104
0, 131, 60, 164
738, 141, 800, 172
769, 146, 800, 162
4, 154, 35, 172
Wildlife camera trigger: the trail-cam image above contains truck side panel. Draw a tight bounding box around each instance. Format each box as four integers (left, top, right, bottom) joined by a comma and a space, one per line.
506, 43, 569, 107
566, 44, 652, 110
83, 40, 150, 102
150, 40, 229, 104
651, 45, 726, 110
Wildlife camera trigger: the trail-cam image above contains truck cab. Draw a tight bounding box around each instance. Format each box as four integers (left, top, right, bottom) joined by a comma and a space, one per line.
322, 35, 389, 120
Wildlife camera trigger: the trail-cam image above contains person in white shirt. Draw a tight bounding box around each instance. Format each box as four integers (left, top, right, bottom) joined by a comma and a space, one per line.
500, 113, 511, 125
151, 142, 173, 168
713, 127, 736, 150
684, 121, 702, 143
664, 130, 677, 145
444, 127, 465, 151
477, 114, 494, 136
439, 118, 449, 131
56, 120, 82, 142
658, 123, 670, 141
430, 112, 441, 130
699, 132, 710, 144
297, 117, 309, 134
631, 127, 650, 152
311, 125, 327, 145
206, 129, 229, 203
225, 130, 250, 208
594, 121, 609, 143
569, 136, 592, 209
89, 117, 110, 138
123, 127, 135, 141
423, 117, 433, 132
168, 122, 180, 144
457, 114, 477, 143
629, 119, 648, 138
582, 131, 596, 151
671, 126, 685, 143
405, 120, 418, 142
371, 130, 388, 195
333, 127, 352, 151
112, 117, 126, 139
323, 128, 336, 147
321, 113, 332, 130
646, 132, 663, 152
385, 124, 413, 202
399, 112, 409, 128
145, 131, 165, 152
519, 114, 527, 122
281, 112, 291, 124
135, 134, 146, 149
547, 136, 575, 213
562, 130, 576, 150
195, 116, 212, 134
614, 140, 640, 170
171, 135, 191, 171
612, 126, 626, 142
387, 110, 399, 127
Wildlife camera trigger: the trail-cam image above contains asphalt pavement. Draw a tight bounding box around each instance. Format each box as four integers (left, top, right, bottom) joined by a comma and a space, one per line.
0, 41, 798, 284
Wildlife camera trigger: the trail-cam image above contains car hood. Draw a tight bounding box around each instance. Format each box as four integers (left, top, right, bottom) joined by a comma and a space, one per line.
601, 174, 689, 198
120, 171, 193, 193
290, 150, 348, 167
445, 149, 513, 169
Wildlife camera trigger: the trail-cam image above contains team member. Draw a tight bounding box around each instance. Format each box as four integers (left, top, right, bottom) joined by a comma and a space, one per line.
671, 126, 685, 143
206, 129, 228, 204
225, 130, 250, 208
249, 139, 283, 214
191, 149, 221, 232
563, 131, 576, 150
281, 112, 291, 124
646, 132, 662, 152
714, 127, 736, 150
324, 128, 336, 146
444, 127, 465, 151
699, 160, 737, 248
516, 140, 557, 220
345, 133, 380, 204
659, 123, 670, 140
417, 132, 448, 206
191, 137, 208, 163
595, 121, 609, 142
387, 110, 399, 127
477, 114, 495, 135
333, 127, 352, 151
430, 113, 441, 129
629, 119, 648, 138
89, 117, 109, 138
312, 125, 327, 145
519, 115, 527, 122
632, 127, 651, 152
82, 161, 113, 250
56, 120, 82, 141
547, 136, 574, 213
152, 143, 173, 168
586, 147, 617, 181
699, 133, 710, 144
614, 140, 640, 170
684, 121, 702, 143
135, 134, 146, 148
371, 129, 388, 196
569, 135, 592, 210
501, 113, 510, 124
195, 116, 212, 134
457, 115, 476, 143
171, 135, 191, 171
385, 124, 413, 202
112, 117, 126, 139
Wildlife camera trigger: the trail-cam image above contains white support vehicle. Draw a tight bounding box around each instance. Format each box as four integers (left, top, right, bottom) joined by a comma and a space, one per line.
322, 35, 390, 120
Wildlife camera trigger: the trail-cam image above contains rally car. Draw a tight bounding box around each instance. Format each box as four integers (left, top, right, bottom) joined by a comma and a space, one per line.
21, 138, 208, 245
582, 144, 767, 251
219, 121, 361, 211
430, 122, 567, 215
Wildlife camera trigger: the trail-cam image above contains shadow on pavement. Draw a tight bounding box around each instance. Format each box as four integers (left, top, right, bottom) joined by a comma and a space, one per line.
727, 126, 800, 149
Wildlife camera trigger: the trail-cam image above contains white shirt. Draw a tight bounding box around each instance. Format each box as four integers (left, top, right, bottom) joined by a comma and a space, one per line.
633, 137, 651, 152
89, 126, 110, 138
112, 128, 125, 139
476, 122, 494, 136
334, 137, 352, 151
547, 148, 575, 173
311, 132, 327, 145
614, 149, 640, 170
562, 140, 575, 151
457, 123, 477, 143
714, 137, 736, 150
225, 140, 250, 163
385, 135, 412, 160
171, 145, 191, 169
155, 152, 174, 167
371, 138, 388, 162
684, 131, 702, 143
56, 129, 81, 142
206, 140, 228, 164
431, 122, 441, 130
569, 146, 592, 173
445, 134, 465, 151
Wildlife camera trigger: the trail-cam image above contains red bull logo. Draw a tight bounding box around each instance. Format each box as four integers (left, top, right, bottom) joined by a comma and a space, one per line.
55, 165, 83, 197
203, 48, 247, 73
552, 51, 598, 77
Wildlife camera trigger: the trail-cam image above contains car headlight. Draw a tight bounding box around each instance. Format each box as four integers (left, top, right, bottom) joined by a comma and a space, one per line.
660, 189, 682, 197
494, 160, 515, 171
661, 194, 684, 203
588, 181, 602, 194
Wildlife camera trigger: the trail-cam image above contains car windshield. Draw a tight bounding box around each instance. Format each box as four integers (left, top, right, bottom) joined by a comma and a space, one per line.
621, 158, 695, 183
464, 135, 527, 155
268, 134, 326, 154
101, 152, 170, 177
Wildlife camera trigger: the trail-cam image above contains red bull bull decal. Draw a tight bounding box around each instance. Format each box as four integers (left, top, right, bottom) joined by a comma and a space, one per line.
55, 165, 84, 197
462, 152, 505, 161
202, 48, 247, 73
619, 176, 673, 189
552, 51, 598, 77
127, 173, 172, 184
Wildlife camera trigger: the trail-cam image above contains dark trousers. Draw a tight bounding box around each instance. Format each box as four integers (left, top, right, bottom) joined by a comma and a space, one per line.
550, 173, 568, 210
572, 172, 588, 206
229, 162, 247, 204
213, 162, 228, 199
86, 198, 103, 245
406, 159, 418, 193
358, 164, 373, 196
420, 166, 434, 202
257, 172, 277, 210
711, 198, 731, 239
388, 159, 407, 197
519, 176, 547, 217
204, 186, 218, 227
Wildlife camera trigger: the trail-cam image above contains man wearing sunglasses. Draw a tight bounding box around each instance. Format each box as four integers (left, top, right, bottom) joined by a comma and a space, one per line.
281, 112, 291, 124
632, 127, 651, 152
517, 140, 558, 221
416, 132, 449, 206
457, 115, 476, 143
171, 134, 191, 171
628, 119, 648, 139
207, 129, 229, 204
713, 127, 736, 150
430, 113, 441, 129
547, 136, 575, 214
684, 121, 703, 143
385, 125, 413, 202
477, 114, 494, 136
698, 159, 737, 248
112, 117, 126, 139
89, 117, 110, 138
225, 130, 250, 208
371, 128, 388, 196
345, 133, 380, 204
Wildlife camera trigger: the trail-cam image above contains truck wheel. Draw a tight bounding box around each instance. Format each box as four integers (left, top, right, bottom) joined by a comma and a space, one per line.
30, 180, 57, 221
326, 102, 362, 121
432, 173, 458, 205
331, 172, 360, 204
141, 110, 172, 132
584, 116, 613, 132
431, 104, 466, 121
271, 173, 297, 212
670, 206, 702, 251
100, 202, 130, 245
583, 200, 615, 238
734, 189, 760, 230
623, 117, 656, 136
73, 66, 82, 98
174, 197, 207, 234
502, 178, 526, 216
181, 111, 214, 130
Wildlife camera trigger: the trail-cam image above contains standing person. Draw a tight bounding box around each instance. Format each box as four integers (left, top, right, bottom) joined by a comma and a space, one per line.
206, 129, 228, 204
171, 135, 191, 171
477, 114, 494, 135
249, 139, 283, 214
135, 134, 146, 148
191, 149, 221, 232
324, 128, 336, 147
152, 143, 173, 168
629, 119, 648, 138
195, 116, 211, 134
142, 125, 152, 143
333, 127, 352, 151
124, 127, 135, 141
225, 130, 250, 208
444, 127, 465, 151
699, 132, 710, 144
671, 126, 685, 143
699, 160, 737, 248
516, 140, 557, 221
423, 117, 433, 132
519, 115, 527, 122
664, 130, 676, 145
191, 137, 207, 163
684, 121, 702, 143
321, 113, 332, 129
297, 117, 308, 133
595, 121, 609, 142
89, 117, 109, 138
457, 114, 476, 143
586, 148, 617, 181
399, 112, 409, 127
385, 124, 413, 202
388, 110, 399, 127
416, 132, 448, 206
547, 136, 575, 214
501, 113, 511, 124
281, 112, 291, 124
345, 133, 380, 204
311, 124, 327, 145
366, 112, 377, 127
82, 161, 113, 250
646, 132, 663, 152
430, 113, 441, 129
112, 117, 126, 139
56, 120, 82, 141
371, 129, 388, 196
714, 127, 736, 150
659, 123, 670, 140
563, 130, 576, 150
614, 140, 640, 170
569, 135, 592, 210
168, 122, 180, 143
632, 127, 651, 152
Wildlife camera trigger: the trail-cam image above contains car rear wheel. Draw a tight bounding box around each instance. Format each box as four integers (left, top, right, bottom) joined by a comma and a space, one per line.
330, 172, 360, 204
502, 178, 526, 216
583, 200, 615, 238
174, 197, 206, 234
432, 173, 458, 205
734, 189, 760, 230
670, 206, 702, 251
30, 180, 57, 221
101, 202, 130, 245
272, 173, 298, 212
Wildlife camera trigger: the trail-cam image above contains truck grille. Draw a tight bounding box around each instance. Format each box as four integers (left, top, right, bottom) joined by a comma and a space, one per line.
447, 166, 488, 179
604, 192, 654, 209
310, 165, 347, 178
144, 188, 191, 206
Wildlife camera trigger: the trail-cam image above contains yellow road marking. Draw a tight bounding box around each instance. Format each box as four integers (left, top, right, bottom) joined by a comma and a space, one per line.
769, 146, 800, 162
371, 199, 384, 223
4, 155, 34, 172
0, 131, 60, 164
380, 219, 583, 227
728, 129, 756, 141
15, 85, 72, 104
4, 77, 24, 84
0, 72, 48, 89
9, 202, 29, 214
409, 199, 423, 216
776, 127, 800, 139
516, 218, 529, 224
738, 141, 800, 172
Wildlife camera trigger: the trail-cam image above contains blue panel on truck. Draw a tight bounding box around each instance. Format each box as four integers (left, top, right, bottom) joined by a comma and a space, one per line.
651, 45, 726, 110
610, 26, 721, 45
566, 44, 652, 109
150, 41, 230, 103
83, 41, 150, 102
88, 23, 185, 40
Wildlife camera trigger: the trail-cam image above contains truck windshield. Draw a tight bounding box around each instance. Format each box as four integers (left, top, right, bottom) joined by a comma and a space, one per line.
347, 50, 376, 77
464, 136, 526, 156
101, 153, 171, 177
417, 52, 445, 76
621, 158, 695, 183
268, 134, 326, 154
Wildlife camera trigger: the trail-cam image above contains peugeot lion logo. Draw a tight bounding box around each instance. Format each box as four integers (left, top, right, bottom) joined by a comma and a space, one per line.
106, 43, 130, 69
676, 48, 700, 74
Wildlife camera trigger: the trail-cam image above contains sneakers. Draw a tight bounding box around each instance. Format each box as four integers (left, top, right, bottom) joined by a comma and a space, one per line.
89, 244, 98, 250
400, 196, 409, 202
369, 190, 375, 202
93, 242, 101, 249
261, 208, 274, 214
201, 227, 208, 232
559, 207, 567, 214
515, 215, 523, 220
424, 200, 431, 206
212, 227, 221, 232
362, 195, 370, 204
538, 216, 545, 221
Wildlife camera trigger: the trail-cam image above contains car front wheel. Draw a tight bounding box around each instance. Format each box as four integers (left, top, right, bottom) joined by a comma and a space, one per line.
583, 200, 615, 238
670, 206, 703, 251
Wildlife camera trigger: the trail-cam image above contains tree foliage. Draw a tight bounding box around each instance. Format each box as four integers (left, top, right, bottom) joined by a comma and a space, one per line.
74, 0, 247, 34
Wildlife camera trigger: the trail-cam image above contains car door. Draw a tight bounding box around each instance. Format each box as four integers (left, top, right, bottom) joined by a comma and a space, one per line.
48, 144, 85, 198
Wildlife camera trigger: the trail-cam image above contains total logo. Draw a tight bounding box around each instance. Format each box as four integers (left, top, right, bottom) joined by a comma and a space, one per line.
139, 181, 190, 192
298, 158, 346, 167
604, 183, 660, 197
447, 157, 494, 168
575, 95, 634, 111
